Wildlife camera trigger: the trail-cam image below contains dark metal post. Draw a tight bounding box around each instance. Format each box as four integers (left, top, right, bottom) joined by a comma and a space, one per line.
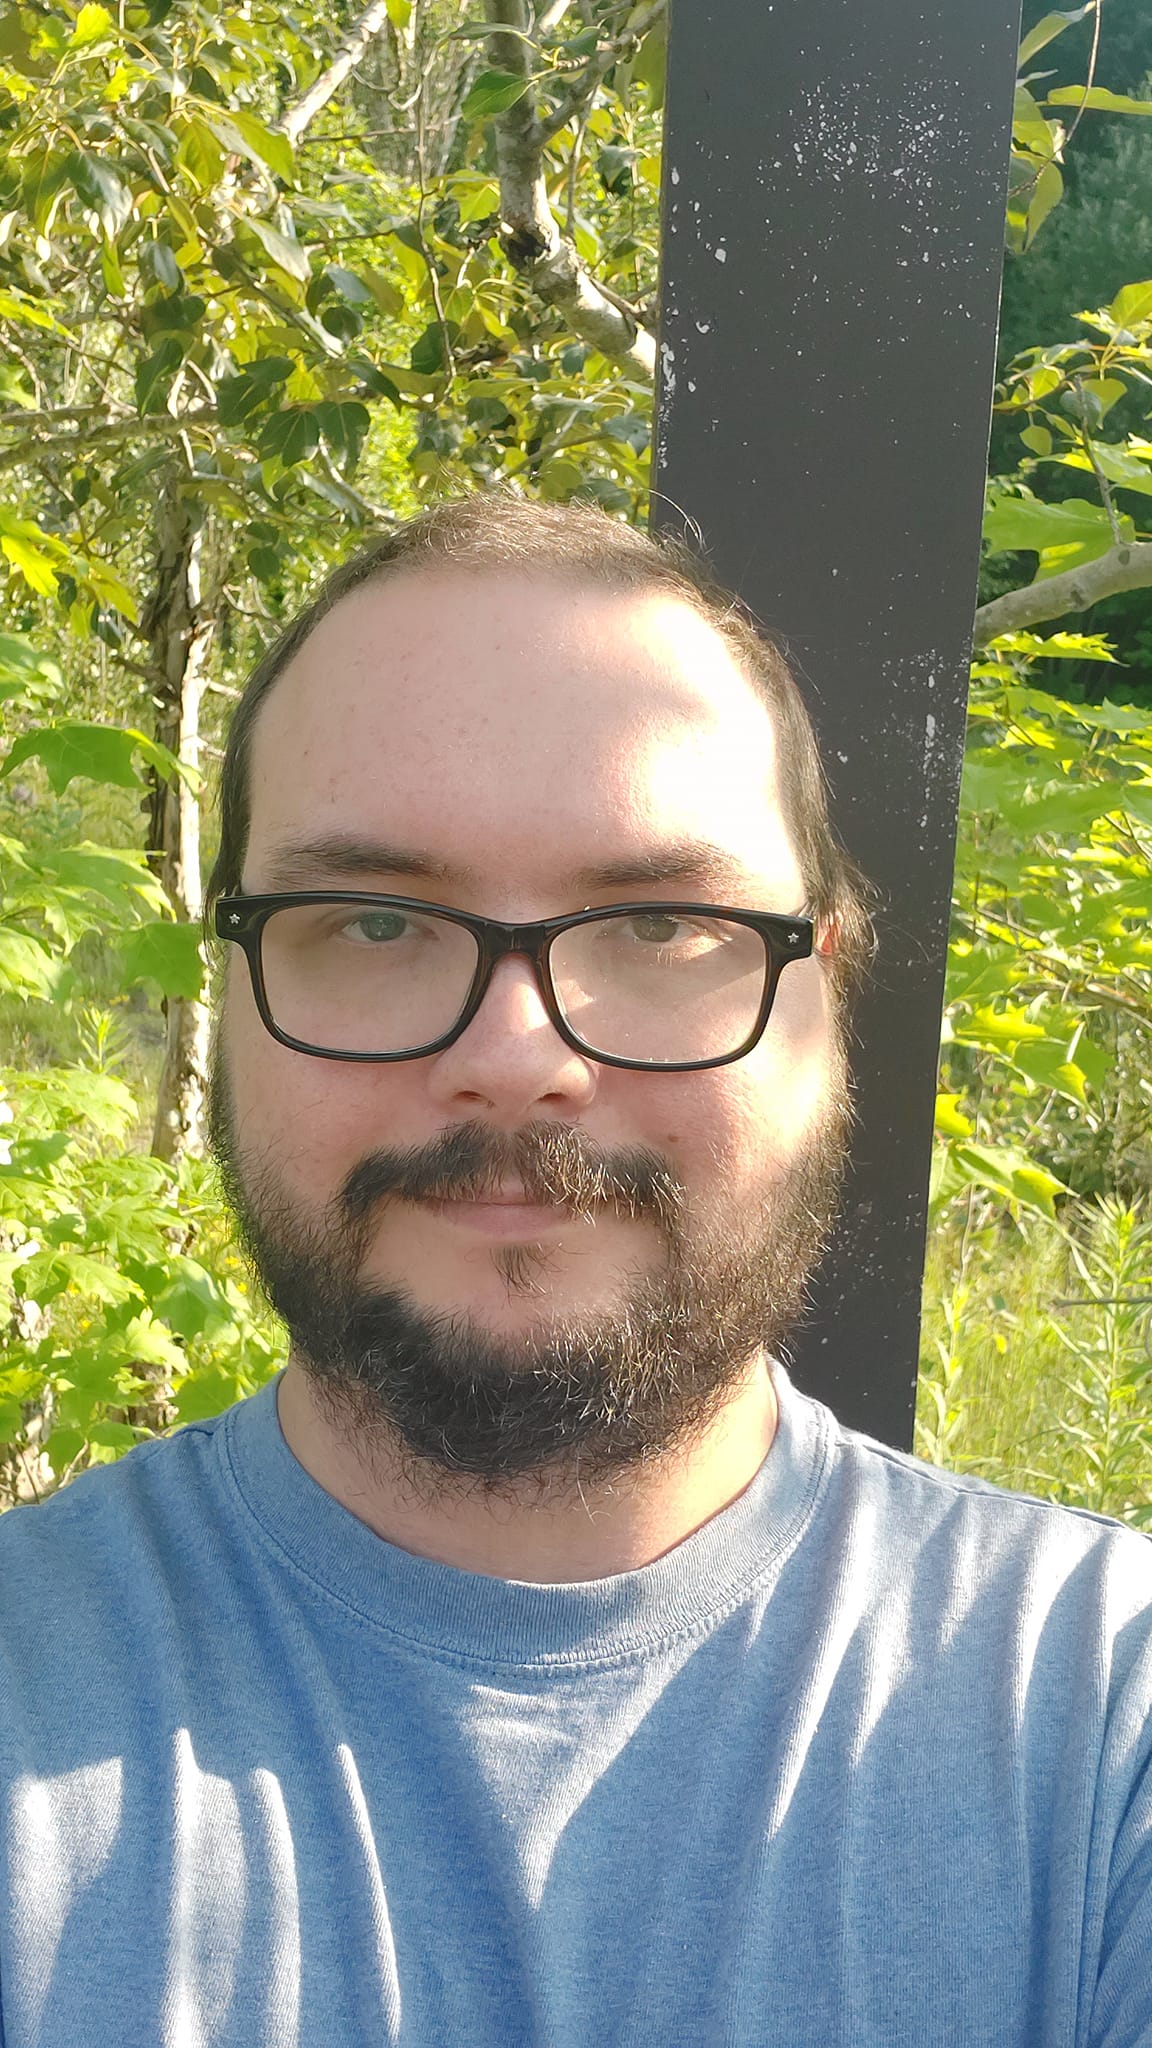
653, 1, 1022, 1445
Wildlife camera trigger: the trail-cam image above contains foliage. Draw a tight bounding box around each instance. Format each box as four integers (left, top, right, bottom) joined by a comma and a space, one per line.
0, 0, 663, 643
1008, 3, 1152, 255
0, 653, 283, 1499
917, 1200, 1152, 1526
0, 0, 666, 1494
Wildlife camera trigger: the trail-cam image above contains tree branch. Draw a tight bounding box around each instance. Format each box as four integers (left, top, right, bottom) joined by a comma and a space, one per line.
972, 541, 1152, 646
536, 0, 665, 146
0, 407, 219, 479
279, 0, 394, 147
483, 0, 656, 378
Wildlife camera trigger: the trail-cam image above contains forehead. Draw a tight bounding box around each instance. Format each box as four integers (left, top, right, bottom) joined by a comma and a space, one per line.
244, 569, 801, 899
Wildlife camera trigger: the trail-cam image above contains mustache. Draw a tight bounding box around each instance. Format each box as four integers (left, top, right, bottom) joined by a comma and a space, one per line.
339, 1120, 684, 1229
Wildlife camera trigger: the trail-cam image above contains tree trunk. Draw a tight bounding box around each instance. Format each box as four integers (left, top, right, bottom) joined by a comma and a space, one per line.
144, 476, 213, 1165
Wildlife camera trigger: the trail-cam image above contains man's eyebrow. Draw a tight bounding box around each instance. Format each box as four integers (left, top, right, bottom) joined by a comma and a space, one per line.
258, 835, 469, 889
257, 835, 751, 898
570, 842, 751, 895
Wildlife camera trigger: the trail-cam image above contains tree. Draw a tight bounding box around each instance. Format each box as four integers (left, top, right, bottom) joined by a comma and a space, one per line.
0, 0, 665, 1490
0, 0, 665, 1164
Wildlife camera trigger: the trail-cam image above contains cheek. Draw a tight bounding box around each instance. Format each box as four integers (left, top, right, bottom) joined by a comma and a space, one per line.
221, 974, 422, 1195
638, 964, 837, 1192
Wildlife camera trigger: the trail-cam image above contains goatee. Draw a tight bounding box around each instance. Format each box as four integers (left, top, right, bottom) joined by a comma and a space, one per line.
208, 1048, 850, 1504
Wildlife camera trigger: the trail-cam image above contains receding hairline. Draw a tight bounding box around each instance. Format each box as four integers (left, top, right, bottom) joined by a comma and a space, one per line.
253, 555, 777, 730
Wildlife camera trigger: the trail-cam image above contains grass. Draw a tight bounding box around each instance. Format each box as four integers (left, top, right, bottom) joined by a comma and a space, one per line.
917, 1199, 1152, 1528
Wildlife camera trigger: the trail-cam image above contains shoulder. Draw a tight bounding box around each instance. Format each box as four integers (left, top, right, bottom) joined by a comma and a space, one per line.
803, 1388, 1152, 1644
0, 1407, 235, 1602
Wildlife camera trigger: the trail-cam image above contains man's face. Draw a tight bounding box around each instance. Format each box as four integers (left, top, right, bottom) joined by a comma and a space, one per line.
213, 568, 849, 1491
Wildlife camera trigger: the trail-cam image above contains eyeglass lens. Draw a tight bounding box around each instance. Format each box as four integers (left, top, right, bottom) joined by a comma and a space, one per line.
257, 903, 773, 1063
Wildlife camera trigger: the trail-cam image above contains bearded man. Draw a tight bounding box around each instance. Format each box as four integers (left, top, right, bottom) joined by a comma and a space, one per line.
0, 496, 1149, 2048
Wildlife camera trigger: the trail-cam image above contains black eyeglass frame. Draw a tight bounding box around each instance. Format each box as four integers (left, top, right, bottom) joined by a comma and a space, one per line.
213, 892, 815, 1073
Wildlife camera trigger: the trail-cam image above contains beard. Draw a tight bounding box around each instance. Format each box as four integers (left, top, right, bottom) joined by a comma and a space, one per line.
207, 1040, 851, 1505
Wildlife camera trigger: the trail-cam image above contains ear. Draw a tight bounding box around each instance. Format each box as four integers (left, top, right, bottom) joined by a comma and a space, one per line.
813, 914, 839, 960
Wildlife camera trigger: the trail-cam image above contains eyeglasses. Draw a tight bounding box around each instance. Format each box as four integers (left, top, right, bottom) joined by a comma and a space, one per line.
214, 893, 814, 1073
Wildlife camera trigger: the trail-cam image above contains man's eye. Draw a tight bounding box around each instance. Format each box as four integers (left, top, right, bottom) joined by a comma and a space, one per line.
342, 910, 411, 944
625, 913, 694, 944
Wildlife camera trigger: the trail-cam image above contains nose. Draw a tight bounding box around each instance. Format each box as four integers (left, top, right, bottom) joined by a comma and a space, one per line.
425, 954, 598, 1120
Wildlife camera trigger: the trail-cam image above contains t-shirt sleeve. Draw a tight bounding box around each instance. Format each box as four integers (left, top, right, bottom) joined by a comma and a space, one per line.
1088, 1730, 1152, 2046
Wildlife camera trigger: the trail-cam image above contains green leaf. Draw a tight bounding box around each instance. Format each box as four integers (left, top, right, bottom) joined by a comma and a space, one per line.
174, 116, 225, 192
37, 842, 167, 917
931, 1140, 1068, 1220
216, 355, 294, 425
1078, 376, 1127, 419
0, 534, 58, 596
462, 68, 530, 119
1074, 697, 1152, 732
1046, 86, 1152, 116
0, 634, 62, 705
1049, 441, 1152, 500
151, 1257, 233, 1340
1020, 424, 1052, 456
990, 630, 1118, 662
242, 213, 311, 283
142, 239, 181, 290
357, 265, 404, 315
118, 921, 204, 1000
1, 724, 147, 794
134, 335, 185, 413
120, 1310, 185, 1373
410, 321, 456, 376
934, 1092, 973, 1139
255, 405, 320, 467
43, 1426, 85, 1478
984, 491, 1115, 554
450, 178, 500, 227
71, 3, 115, 46
632, 23, 666, 108
34, 1248, 141, 1307
952, 1004, 1050, 1047
325, 264, 375, 305
85, 559, 138, 624
1010, 1040, 1088, 1104
316, 400, 370, 464
247, 545, 282, 581
1108, 280, 1152, 329
21, 1067, 137, 1138
171, 1363, 250, 1424
66, 151, 132, 236
85, 1423, 143, 1464
1069, 1036, 1110, 1096
0, 289, 72, 338
141, 291, 205, 335
0, 928, 57, 998
230, 111, 294, 184
1013, 86, 1057, 158
1025, 160, 1063, 247
1018, 5, 1094, 65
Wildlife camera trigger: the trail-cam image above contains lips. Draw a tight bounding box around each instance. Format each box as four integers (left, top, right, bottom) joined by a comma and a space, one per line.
421, 1189, 574, 1235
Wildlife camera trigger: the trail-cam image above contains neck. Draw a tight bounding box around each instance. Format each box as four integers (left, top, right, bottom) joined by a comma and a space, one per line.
275, 1355, 779, 1583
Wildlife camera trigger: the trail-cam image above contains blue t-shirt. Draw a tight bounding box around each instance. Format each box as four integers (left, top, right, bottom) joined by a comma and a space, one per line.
0, 1362, 1150, 2047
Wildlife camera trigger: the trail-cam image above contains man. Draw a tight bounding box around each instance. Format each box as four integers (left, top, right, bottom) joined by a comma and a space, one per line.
0, 496, 1149, 2047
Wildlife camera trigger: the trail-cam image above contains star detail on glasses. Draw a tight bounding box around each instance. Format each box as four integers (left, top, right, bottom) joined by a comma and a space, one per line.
229, 913, 241, 926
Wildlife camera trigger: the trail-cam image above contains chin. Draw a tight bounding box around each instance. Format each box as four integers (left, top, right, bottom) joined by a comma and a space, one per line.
368, 1246, 640, 1332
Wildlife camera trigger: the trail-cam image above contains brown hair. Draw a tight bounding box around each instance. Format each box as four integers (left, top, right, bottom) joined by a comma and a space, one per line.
205, 493, 873, 1005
